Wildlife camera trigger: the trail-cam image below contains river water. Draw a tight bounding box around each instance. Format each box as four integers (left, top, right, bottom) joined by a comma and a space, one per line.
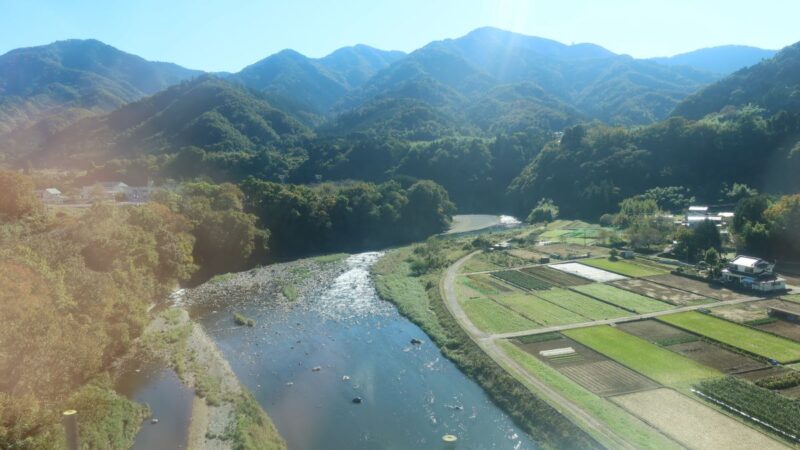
123, 251, 537, 449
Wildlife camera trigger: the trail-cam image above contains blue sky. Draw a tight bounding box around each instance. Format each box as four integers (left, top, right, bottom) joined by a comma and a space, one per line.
1, 0, 798, 72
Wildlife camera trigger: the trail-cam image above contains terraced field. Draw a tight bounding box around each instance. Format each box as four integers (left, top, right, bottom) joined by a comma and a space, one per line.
493, 293, 586, 326
573, 283, 673, 313
660, 312, 800, 363
564, 326, 722, 386
581, 258, 667, 277
535, 288, 629, 320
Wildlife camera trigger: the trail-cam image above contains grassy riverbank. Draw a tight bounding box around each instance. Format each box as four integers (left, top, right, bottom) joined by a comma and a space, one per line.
140, 308, 285, 450
372, 242, 601, 450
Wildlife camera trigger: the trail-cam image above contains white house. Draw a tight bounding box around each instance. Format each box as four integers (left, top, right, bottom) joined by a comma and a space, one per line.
40, 188, 65, 204
721, 255, 786, 293
688, 205, 709, 214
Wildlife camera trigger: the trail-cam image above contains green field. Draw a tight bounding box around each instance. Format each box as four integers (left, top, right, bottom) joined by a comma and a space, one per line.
660, 312, 800, 363
460, 297, 537, 333
493, 293, 586, 326
573, 284, 673, 313
564, 326, 722, 385
497, 341, 683, 450
581, 258, 667, 277
534, 288, 629, 320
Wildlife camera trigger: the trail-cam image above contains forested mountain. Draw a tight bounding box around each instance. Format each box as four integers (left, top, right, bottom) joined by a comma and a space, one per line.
34, 76, 310, 165
0, 39, 201, 155
673, 41, 800, 119
231, 45, 404, 124
508, 109, 800, 218
650, 45, 777, 75
335, 27, 715, 131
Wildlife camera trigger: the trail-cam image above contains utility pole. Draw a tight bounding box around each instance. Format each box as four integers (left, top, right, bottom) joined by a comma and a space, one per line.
63, 410, 79, 450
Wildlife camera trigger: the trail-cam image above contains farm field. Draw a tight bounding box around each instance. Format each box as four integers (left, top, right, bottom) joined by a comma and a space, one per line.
573, 283, 673, 313
535, 288, 630, 320
611, 388, 788, 450
696, 376, 800, 442
581, 258, 667, 277
660, 312, 800, 363
521, 266, 590, 287
710, 302, 771, 323
756, 319, 800, 341
493, 293, 585, 326
617, 320, 695, 344
736, 367, 794, 382
645, 274, 751, 301
550, 262, 627, 282
564, 326, 721, 386
666, 340, 767, 374
612, 278, 710, 306
498, 341, 683, 450
491, 270, 552, 290
782, 293, 800, 303
460, 297, 537, 334
537, 243, 610, 259
461, 274, 513, 295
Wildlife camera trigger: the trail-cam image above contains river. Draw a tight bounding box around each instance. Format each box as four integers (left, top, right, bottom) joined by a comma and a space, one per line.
122, 250, 537, 449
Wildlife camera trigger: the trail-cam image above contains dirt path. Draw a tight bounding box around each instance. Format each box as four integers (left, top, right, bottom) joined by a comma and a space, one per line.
441, 252, 644, 450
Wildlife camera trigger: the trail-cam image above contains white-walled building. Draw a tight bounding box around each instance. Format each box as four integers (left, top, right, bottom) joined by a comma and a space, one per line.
721, 255, 786, 293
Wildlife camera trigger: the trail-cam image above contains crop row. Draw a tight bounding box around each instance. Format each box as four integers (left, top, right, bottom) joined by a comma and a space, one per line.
696, 376, 800, 438
492, 270, 553, 291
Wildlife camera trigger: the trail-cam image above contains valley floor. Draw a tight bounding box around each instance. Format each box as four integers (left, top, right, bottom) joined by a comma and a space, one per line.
375, 221, 800, 449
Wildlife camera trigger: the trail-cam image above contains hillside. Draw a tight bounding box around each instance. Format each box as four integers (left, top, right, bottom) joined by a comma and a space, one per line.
231, 45, 405, 124
672, 41, 800, 119
334, 27, 715, 131
0, 39, 201, 154
650, 45, 777, 75
34, 76, 310, 165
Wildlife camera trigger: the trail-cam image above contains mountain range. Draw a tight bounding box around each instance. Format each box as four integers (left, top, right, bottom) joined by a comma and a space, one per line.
0, 27, 794, 165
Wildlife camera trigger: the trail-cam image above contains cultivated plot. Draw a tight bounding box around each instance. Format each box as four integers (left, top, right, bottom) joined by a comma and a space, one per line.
617, 320, 695, 344
564, 326, 721, 386
491, 270, 552, 291
660, 311, 800, 363
535, 288, 629, 320
756, 319, 800, 341
580, 258, 667, 278
645, 274, 752, 301
460, 297, 537, 334
549, 262, 627, 282
666, 340, 767, 374
462, 274, 513, 295
708, 302, 771, 323
612, 278, 710, 306
521, 266, 590, 287
573, 283, 673, 313
611, 389, 788, 450
514, 336, 659, 397
493, 293, 585, 326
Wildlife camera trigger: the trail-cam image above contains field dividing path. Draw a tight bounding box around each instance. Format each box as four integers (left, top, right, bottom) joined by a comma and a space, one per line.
442, 252, 643, 450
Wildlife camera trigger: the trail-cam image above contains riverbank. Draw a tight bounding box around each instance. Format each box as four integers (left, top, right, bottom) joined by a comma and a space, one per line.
136, 308, 284, 450
371, 241, 601, 449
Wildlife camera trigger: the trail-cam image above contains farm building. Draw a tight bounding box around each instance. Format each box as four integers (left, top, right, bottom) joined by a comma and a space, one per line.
721, 256, 786, 293
39, 188, 65, 204
688, 205, 709, 214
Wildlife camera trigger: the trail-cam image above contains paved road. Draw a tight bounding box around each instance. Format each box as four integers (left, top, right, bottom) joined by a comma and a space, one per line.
441, 252, 643, 450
